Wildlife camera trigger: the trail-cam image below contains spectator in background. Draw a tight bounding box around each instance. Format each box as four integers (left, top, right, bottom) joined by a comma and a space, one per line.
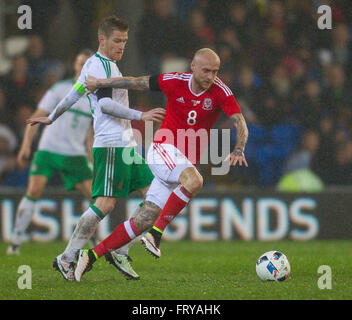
295, 79, 323, 130
322, 65, 351, 120
0, 89, 9, 126
270, 64, 292, 99
312, 115, 337, 184
25, 35, 50, 85
137, 0, 196, 74
216, 28, 242, 59
254, 27, 288, 77
330, 23, 351, 68
328, 141, 352, 185
0, 55, 35, 126
0, 124, 17, 183
25, 34, 65, 89
266, 0, 286, 30
225, 1, 254, 49
282, 130, 320, 175
256, 93, 289, 128
187, 8, 216, 48
235, 65, 263, 113
278, 130, 324, 192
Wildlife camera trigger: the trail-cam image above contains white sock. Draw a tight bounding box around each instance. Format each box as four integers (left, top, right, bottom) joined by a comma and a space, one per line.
12, 196, 36, 246
61, 207, 102, 262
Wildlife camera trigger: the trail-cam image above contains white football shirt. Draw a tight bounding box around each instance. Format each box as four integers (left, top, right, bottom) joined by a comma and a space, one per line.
75, 52, 137, 148
38, 78, 92, 156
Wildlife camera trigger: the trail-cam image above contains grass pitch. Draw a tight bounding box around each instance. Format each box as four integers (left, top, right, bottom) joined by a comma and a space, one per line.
1, 240, 351, 300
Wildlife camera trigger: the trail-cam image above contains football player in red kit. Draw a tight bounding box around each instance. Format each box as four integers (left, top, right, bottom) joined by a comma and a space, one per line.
74, 48, 248, 281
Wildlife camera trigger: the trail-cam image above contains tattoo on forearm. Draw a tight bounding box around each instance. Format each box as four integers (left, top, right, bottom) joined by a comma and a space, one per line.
133, 201, 161, 232
100, 76, 150, 90
232, 114, 248, 152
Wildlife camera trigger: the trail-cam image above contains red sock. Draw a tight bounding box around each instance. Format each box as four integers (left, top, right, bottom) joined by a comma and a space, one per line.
154, 185, 194, 232
93, 218, 140, 258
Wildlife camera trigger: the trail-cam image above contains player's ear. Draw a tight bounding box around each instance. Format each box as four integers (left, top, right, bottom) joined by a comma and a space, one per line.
190, 60, 195, 72
98, 34, 105, 46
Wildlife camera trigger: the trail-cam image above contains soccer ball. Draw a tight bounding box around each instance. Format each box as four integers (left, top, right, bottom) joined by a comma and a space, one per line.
256, 251, 290, 281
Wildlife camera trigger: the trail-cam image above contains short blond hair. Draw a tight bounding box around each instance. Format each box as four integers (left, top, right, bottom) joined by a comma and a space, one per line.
98, 15, 129, 38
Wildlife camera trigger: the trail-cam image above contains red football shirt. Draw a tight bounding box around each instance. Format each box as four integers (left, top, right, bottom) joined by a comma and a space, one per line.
153, 72, 242, 165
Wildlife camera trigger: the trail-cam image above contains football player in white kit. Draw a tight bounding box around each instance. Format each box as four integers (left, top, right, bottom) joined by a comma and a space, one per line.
7, 50, 94, 257
27, 16, 165, 281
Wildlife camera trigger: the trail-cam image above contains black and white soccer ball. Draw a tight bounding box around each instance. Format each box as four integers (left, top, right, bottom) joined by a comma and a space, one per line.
256, 251, 291, 281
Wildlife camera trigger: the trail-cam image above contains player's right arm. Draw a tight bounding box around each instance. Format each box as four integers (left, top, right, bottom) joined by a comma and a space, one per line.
27, 61, 94, 127
26, 88, 83, 126
20, 84, 65, 166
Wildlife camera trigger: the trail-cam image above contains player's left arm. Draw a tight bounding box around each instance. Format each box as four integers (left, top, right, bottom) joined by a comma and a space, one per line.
225, 113, 249, 167
85, 75, 151, 93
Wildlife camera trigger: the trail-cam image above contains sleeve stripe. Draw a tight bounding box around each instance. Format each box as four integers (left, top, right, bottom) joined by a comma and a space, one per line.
162, 73, 191, 81
214, 78, 232, 97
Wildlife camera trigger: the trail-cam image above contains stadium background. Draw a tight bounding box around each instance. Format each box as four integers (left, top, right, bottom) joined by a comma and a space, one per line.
0, 0, 352, 241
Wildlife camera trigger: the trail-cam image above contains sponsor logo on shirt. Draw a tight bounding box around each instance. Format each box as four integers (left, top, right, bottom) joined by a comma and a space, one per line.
191, 99, 201, 106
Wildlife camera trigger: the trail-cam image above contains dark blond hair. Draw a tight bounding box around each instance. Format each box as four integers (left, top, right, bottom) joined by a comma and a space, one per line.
98, 15, 129, 38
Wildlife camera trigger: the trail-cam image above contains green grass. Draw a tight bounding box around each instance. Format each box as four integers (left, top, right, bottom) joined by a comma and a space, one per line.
1, 240, 351, 300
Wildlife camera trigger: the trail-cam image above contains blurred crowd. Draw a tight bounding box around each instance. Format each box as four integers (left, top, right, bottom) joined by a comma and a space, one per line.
0, 0, 352, 191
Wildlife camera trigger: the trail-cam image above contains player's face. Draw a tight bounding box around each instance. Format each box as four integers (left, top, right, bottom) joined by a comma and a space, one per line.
103, 29, 128, 61
192, 56, 220, 91
73, 54, 89, 77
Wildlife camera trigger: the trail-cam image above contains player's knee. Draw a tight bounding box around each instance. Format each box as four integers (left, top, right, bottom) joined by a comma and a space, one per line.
191, 175, 203, 193
26, 186, 42, 200
184, 174, 203, 194
100, 203, 115, 215
94, 197, 117, 216
180, 168, 203, 194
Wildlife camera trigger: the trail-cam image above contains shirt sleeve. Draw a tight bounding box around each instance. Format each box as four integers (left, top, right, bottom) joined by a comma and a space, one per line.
157, 73, 179, 97
219, 90, 242, 117
37, 86, 62, 113
74, 58, 108, 95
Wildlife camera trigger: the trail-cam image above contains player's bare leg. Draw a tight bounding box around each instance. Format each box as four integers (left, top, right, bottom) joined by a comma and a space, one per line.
60, 196, 114, 262
142, 167, 203, 258
7, 175, 48, 255
74, 179, 101, 246
54, 196, 114, 280
75, 200, 161, 281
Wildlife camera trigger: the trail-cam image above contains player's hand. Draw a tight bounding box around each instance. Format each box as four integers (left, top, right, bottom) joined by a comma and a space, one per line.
17, 145, 31, 169
26, 117, 52, 126
141, 108, 166, 123
224, 149, 248, 167
84, 75, 98, 94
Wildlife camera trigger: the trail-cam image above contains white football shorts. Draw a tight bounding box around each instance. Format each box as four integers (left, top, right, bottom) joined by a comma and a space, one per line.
145, 142, 194, 209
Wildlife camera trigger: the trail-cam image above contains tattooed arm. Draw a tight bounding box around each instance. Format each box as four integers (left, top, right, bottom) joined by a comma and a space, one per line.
224, 113, 249, 167
85, 75, 151, 92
